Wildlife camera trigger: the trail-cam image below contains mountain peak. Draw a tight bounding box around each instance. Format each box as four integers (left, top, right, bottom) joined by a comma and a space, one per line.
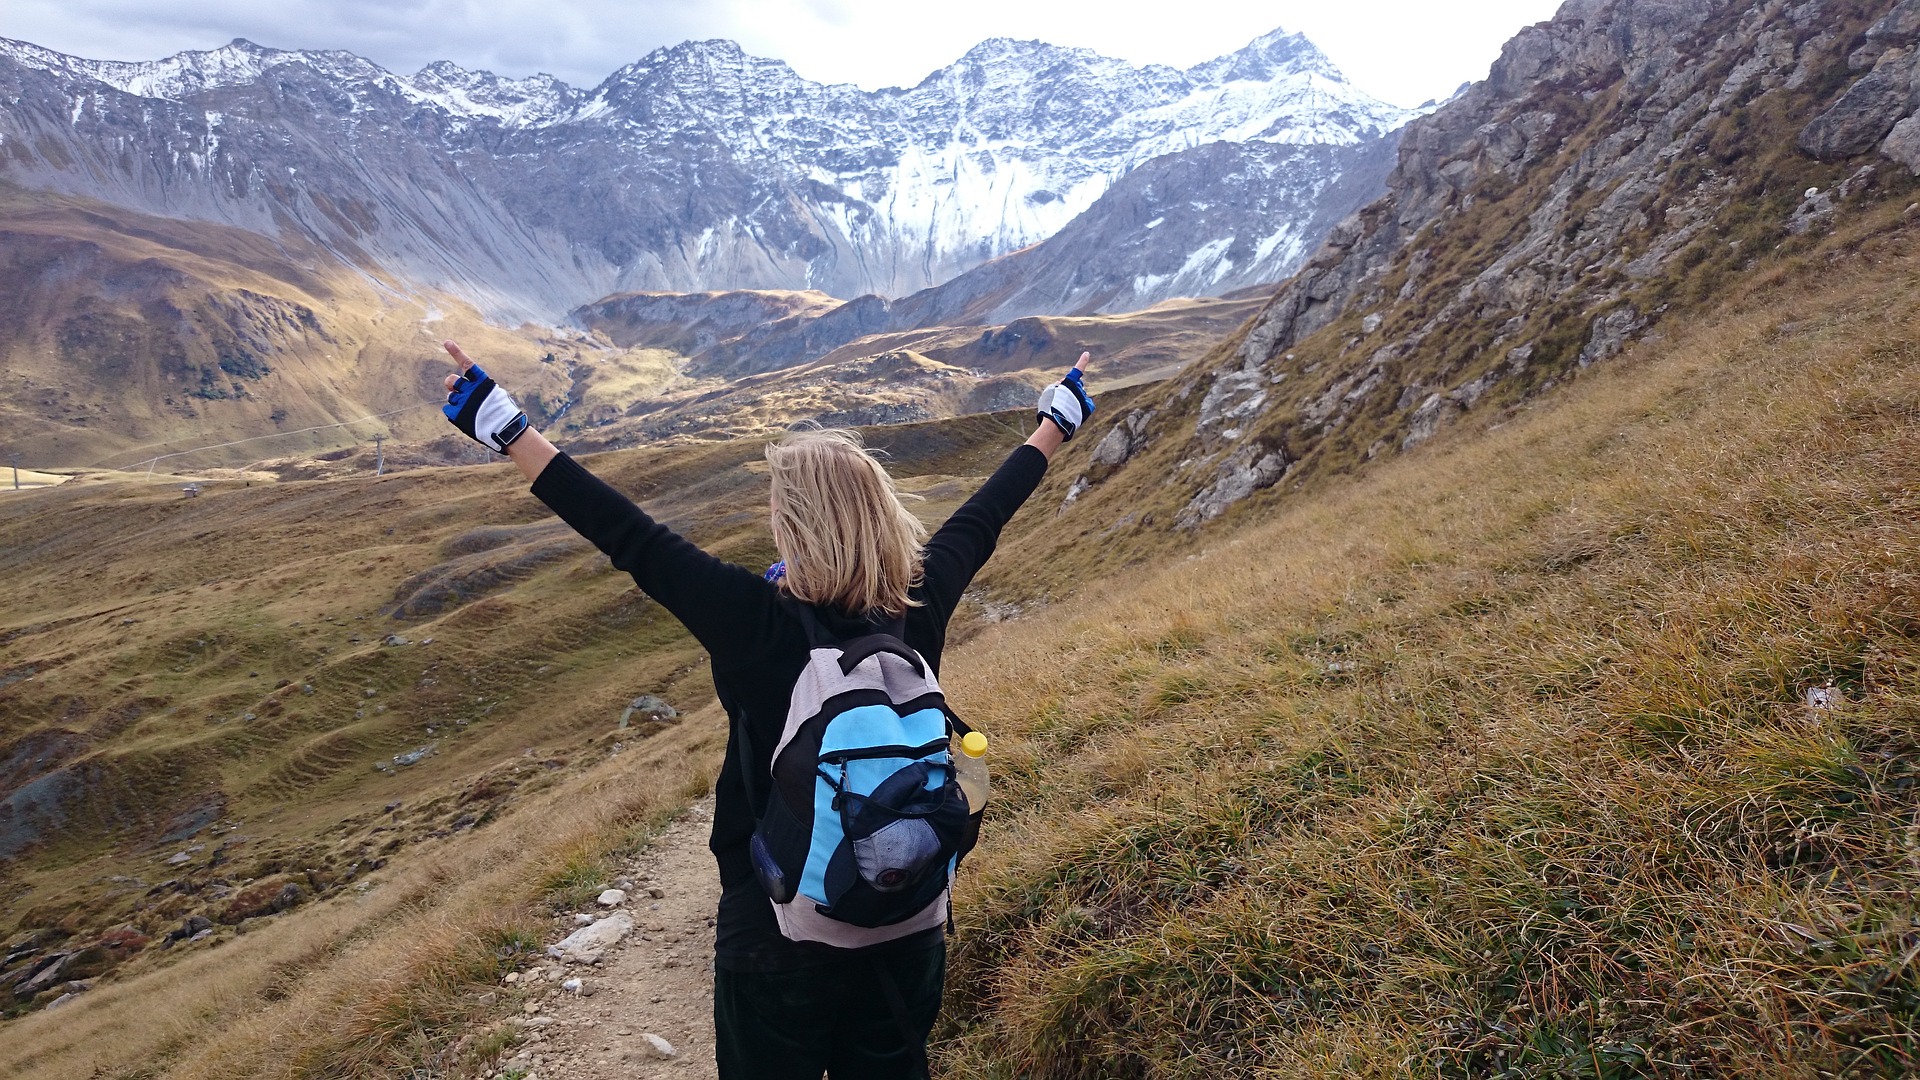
959, 37, 1082, 60
1192, 26, 1345, 86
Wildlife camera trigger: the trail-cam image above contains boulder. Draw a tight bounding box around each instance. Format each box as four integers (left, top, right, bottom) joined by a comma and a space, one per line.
1194, 361, 1271, 445
1058, 476, 1091, 511
1577, 306, 1646, 368
1868, 0, 1920, 47
12, 953, 72, 998
168, 915, 214, 942
618, 695, 678, 730
1089, 409, 1154, 471
1797, 49, 1916, 160
1175, 443, 1292, 529
552, 911, 633, 963
1882, 116, 1920, 172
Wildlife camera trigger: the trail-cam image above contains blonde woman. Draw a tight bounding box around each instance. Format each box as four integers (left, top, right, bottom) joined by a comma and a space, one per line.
439, 340, 1095, 1079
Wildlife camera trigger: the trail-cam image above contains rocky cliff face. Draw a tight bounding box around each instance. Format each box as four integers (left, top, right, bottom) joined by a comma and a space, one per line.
0, 30, 1410, 322
1059, 0, 1920, 531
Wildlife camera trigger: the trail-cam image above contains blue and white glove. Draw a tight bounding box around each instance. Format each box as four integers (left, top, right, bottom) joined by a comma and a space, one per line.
443, 359, 530, 453
1036, 364, 1095, 441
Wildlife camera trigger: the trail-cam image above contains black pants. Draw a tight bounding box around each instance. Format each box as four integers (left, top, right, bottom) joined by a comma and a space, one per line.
713, 944, 946, 1080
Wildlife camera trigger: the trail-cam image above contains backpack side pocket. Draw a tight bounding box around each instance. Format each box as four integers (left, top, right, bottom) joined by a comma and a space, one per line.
751, 786, 813, 905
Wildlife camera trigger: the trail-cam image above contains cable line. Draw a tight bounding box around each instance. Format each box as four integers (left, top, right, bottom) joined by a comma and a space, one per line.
94, 403, 437, 479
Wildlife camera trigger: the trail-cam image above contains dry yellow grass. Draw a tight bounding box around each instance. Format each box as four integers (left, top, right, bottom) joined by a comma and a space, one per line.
0, 406, 1021, 1077
4, 707, 720, 1080
936, 261, 1920, 1075
6, 247, 1918, 1077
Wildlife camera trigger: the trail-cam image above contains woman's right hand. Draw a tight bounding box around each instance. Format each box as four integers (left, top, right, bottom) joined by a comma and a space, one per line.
441, 340, 531, 453
440, 340, 559, 482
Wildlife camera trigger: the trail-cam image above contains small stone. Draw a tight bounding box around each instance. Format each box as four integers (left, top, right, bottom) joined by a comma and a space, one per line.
364, 688, 377, 698
552, 912, 634, 964
167, 851, 192, 866
384, 634, 410, 646
573, 913, 595, 926
523, 1000, 541, 1015
562, 977, 584, 994
596, 888, 627, 907
503, 972, 520, 984
639, 1033, 678, 1060
647, 887, 665, 899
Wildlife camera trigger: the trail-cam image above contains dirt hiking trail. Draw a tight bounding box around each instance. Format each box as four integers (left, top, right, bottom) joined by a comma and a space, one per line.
485, 798, 721, 1080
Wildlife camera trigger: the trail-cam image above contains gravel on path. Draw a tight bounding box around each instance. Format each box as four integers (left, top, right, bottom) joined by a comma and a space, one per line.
483, 797, 721, 1080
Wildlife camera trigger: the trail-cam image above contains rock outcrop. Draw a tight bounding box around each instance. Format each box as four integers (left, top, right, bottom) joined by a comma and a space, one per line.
1068, 0, 1918, 528
1796, 0, 1920, 171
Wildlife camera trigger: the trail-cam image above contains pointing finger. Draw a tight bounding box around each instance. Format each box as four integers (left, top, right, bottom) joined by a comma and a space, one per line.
443, 339, 474, 373
1072, 351, 1091, 375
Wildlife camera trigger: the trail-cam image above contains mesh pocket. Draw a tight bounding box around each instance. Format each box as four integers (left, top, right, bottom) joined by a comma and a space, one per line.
851, 817, 943, 892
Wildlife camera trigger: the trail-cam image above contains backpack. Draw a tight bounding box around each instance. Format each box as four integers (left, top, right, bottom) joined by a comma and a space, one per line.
745, 602, 981, 948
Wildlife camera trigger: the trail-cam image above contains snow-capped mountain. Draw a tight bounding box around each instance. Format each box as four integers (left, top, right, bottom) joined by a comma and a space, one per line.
0, 31, 1412, 321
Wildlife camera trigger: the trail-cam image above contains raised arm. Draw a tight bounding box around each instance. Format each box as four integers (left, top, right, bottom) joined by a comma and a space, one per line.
438, 340, 786, 663
914, 354, 1096, 631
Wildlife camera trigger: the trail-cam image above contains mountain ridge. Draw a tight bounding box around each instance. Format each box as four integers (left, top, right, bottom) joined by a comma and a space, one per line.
0, 28, 1412, 321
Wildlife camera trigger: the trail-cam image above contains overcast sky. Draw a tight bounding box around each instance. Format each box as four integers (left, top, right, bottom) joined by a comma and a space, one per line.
0, 0, 1565, 109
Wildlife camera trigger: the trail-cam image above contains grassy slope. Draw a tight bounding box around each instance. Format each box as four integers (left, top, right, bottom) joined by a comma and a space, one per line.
0, 186, 593, 470
936, 253, 1920, 1074
2, 254, 1913, 1076
0, 409, 1016, 1068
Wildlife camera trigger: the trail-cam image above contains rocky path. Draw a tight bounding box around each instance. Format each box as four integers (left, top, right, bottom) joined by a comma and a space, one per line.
481, 798, 721, 1080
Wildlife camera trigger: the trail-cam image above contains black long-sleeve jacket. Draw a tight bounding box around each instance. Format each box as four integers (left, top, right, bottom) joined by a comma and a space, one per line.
531, 445, 1049, 969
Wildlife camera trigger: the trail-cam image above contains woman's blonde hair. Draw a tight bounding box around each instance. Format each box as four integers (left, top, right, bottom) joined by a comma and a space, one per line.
765, 428, 927, 619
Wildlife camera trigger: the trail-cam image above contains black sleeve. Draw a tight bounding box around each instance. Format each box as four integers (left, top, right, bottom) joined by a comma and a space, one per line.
530, 452, 786, 668
912, 444, 1049, 643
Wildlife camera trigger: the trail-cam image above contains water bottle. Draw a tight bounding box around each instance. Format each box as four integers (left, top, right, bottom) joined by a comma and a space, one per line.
953, 730, 990, 813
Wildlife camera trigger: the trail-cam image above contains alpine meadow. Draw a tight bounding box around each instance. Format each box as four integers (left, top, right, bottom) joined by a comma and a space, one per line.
3, 1, 1920, 1078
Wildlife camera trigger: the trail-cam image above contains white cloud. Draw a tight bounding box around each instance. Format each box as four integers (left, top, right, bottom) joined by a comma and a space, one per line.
0, 0, 1562, 107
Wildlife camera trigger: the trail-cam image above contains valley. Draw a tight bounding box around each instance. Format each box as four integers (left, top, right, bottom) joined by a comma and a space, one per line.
2, 0, 1920, 1076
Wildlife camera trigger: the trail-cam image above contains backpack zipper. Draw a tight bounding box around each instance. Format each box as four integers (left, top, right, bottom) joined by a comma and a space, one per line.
818, 739, 950, 765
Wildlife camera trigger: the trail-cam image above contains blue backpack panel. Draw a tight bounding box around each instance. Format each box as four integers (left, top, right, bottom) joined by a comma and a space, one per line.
748, 607, 973, 948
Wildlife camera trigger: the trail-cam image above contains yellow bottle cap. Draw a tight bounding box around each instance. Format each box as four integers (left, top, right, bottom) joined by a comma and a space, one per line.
960, 731, 988, 757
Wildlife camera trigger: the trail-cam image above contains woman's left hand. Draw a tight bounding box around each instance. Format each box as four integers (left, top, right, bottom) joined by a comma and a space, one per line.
1036, 353, 1095, 441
